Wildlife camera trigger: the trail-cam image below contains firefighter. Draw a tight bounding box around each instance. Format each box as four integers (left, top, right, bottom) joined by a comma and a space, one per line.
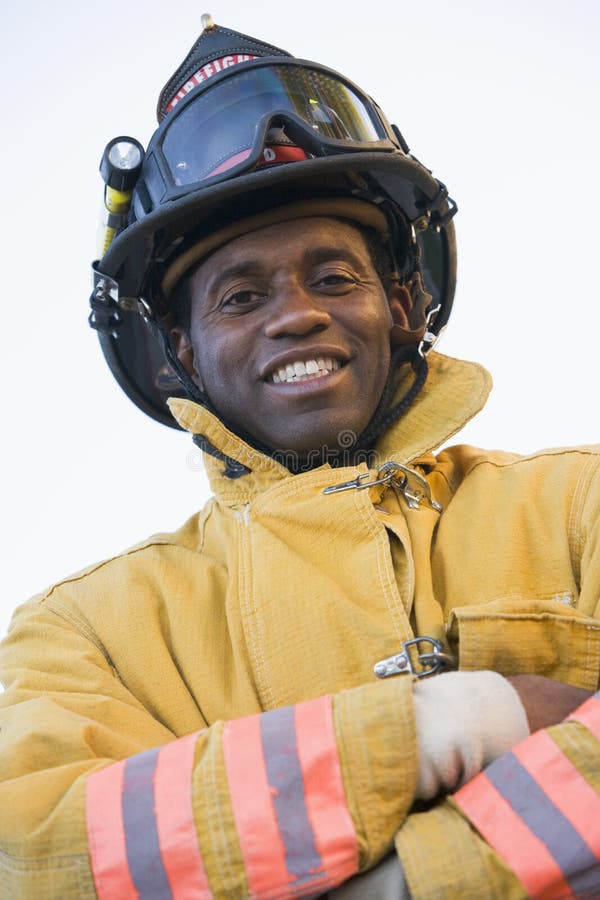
1, 15, 599, 899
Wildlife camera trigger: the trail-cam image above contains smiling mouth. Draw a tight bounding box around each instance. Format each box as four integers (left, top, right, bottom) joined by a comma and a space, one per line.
268, 357, 342, 384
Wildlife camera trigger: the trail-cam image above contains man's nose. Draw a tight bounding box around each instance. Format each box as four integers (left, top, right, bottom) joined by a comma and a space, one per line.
263, 282, 332, 337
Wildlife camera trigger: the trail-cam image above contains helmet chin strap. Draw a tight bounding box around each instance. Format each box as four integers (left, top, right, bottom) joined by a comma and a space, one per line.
160, 329, 208, 408
354, 345, 428, 451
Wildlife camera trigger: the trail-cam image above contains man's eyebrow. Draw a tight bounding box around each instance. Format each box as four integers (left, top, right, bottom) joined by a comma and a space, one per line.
207, 260, 260, 288
203, 245, 368, 292
303, 246, 367, 268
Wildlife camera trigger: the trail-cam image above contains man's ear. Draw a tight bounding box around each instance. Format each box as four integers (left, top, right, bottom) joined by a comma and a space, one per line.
388, 281, 412, 338
387, 281, 413, 330
386, 281, 420, 347
170, 327, 204, 389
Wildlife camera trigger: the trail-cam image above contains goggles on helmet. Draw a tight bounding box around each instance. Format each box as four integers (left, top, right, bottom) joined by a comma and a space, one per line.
135, 60, 398, 218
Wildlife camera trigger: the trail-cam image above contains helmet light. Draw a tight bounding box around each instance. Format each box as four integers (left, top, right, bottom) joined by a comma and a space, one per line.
100, 136, 145, 191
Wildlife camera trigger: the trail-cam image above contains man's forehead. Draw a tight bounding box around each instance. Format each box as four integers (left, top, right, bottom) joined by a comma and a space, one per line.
162, 200, 389, 300
192, 216, 370, 283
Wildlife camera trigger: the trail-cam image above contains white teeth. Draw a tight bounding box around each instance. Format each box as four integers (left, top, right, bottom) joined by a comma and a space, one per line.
270, 356, 343, 383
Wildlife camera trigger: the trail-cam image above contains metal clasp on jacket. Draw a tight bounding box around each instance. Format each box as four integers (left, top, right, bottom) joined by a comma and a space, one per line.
374, 637, 457, 679
323, 461, 442, 512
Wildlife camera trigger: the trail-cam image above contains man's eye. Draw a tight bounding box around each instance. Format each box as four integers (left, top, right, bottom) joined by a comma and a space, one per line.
313, 273, 357, 291
221, 290, 264, 310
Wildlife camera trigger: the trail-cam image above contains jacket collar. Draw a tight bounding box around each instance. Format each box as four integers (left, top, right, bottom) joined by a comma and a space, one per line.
168, 351, 492, 501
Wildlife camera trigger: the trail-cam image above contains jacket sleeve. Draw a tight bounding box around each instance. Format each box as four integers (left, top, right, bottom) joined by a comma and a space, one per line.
394, 693, 600, 898
0, 597, 419, 900
392, 458, 600, 898
0, 598, 531, 900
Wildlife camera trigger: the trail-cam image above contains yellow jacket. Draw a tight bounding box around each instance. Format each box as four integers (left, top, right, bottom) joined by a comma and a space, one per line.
1, 352, 600, 899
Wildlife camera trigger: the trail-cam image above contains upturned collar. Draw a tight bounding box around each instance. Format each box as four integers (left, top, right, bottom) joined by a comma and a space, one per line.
168, 351, 492, 502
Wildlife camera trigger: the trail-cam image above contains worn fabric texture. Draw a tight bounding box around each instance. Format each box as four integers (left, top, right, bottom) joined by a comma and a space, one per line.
1, 351, 600, 898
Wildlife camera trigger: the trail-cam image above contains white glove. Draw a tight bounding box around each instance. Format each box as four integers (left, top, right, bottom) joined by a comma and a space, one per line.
413, 670, 529, 801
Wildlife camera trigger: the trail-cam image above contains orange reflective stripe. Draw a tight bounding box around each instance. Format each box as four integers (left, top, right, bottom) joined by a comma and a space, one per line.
455, 772, 572, 899
86, 760, 139, 900
512, 729, 600, 860
87, 735, 211, 900
223, 713, 289, 895
295, 696, 358, 888
154, 731, 211, 898
568, 694, 600, 741
223, 699, 358, 897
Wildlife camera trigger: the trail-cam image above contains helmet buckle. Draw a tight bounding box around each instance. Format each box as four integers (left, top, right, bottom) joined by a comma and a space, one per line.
418, 304, 443, 358
88, 267, 122, 336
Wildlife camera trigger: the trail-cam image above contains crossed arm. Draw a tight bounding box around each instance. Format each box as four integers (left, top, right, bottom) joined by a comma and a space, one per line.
332, 675, 596, 899
1, 594, 598, 900
506, 674, 593, 732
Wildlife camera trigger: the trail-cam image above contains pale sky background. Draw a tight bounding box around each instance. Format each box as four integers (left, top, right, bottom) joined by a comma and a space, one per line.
1, 0, 599, 640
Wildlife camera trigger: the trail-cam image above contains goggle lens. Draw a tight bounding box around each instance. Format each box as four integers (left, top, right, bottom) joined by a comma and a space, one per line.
161, 65, 388, 186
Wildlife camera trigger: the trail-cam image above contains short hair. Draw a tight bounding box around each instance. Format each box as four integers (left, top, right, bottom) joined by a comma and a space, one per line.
170, 221, 398, 334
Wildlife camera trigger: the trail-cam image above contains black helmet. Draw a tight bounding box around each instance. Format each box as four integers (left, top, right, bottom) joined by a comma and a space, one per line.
89, 14, 457, 429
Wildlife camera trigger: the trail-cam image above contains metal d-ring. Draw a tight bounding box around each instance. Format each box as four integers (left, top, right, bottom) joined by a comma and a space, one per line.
374, 636, 456, 679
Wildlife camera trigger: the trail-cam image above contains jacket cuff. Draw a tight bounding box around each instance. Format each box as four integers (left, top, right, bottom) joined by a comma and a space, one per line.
333, 677, 418, 869
395, 799, 525, 898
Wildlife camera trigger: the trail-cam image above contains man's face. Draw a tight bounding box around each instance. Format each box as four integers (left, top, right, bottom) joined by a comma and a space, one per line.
173, 217, 410, 460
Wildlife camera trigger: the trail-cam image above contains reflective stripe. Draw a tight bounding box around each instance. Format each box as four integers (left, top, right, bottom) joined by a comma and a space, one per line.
455, 766, 571, 899
487, 752, 600, 897
455, 734, 600, 900
122, 747, 173, 898
295, 697, 358, 887
86, 760, 139, 900
512, 729, 600, 869
223, 696, 358, 897
223, 711, 290, 893
568, 693, 600, 741
86, 734, 208, 900
154, 732, 211, 897
260, 705, 324, 882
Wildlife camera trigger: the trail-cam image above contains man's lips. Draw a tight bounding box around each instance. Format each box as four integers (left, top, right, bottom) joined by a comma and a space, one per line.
261, 348, 350, 383
271, 356, 340, 384
263, 363, 347, 397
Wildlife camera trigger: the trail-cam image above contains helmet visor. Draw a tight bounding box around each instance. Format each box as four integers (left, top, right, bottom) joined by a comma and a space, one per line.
159, 63, 390, 187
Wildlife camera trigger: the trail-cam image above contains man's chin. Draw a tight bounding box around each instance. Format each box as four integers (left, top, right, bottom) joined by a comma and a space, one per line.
225, 406, 378, 472
264, 429, 370, 473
